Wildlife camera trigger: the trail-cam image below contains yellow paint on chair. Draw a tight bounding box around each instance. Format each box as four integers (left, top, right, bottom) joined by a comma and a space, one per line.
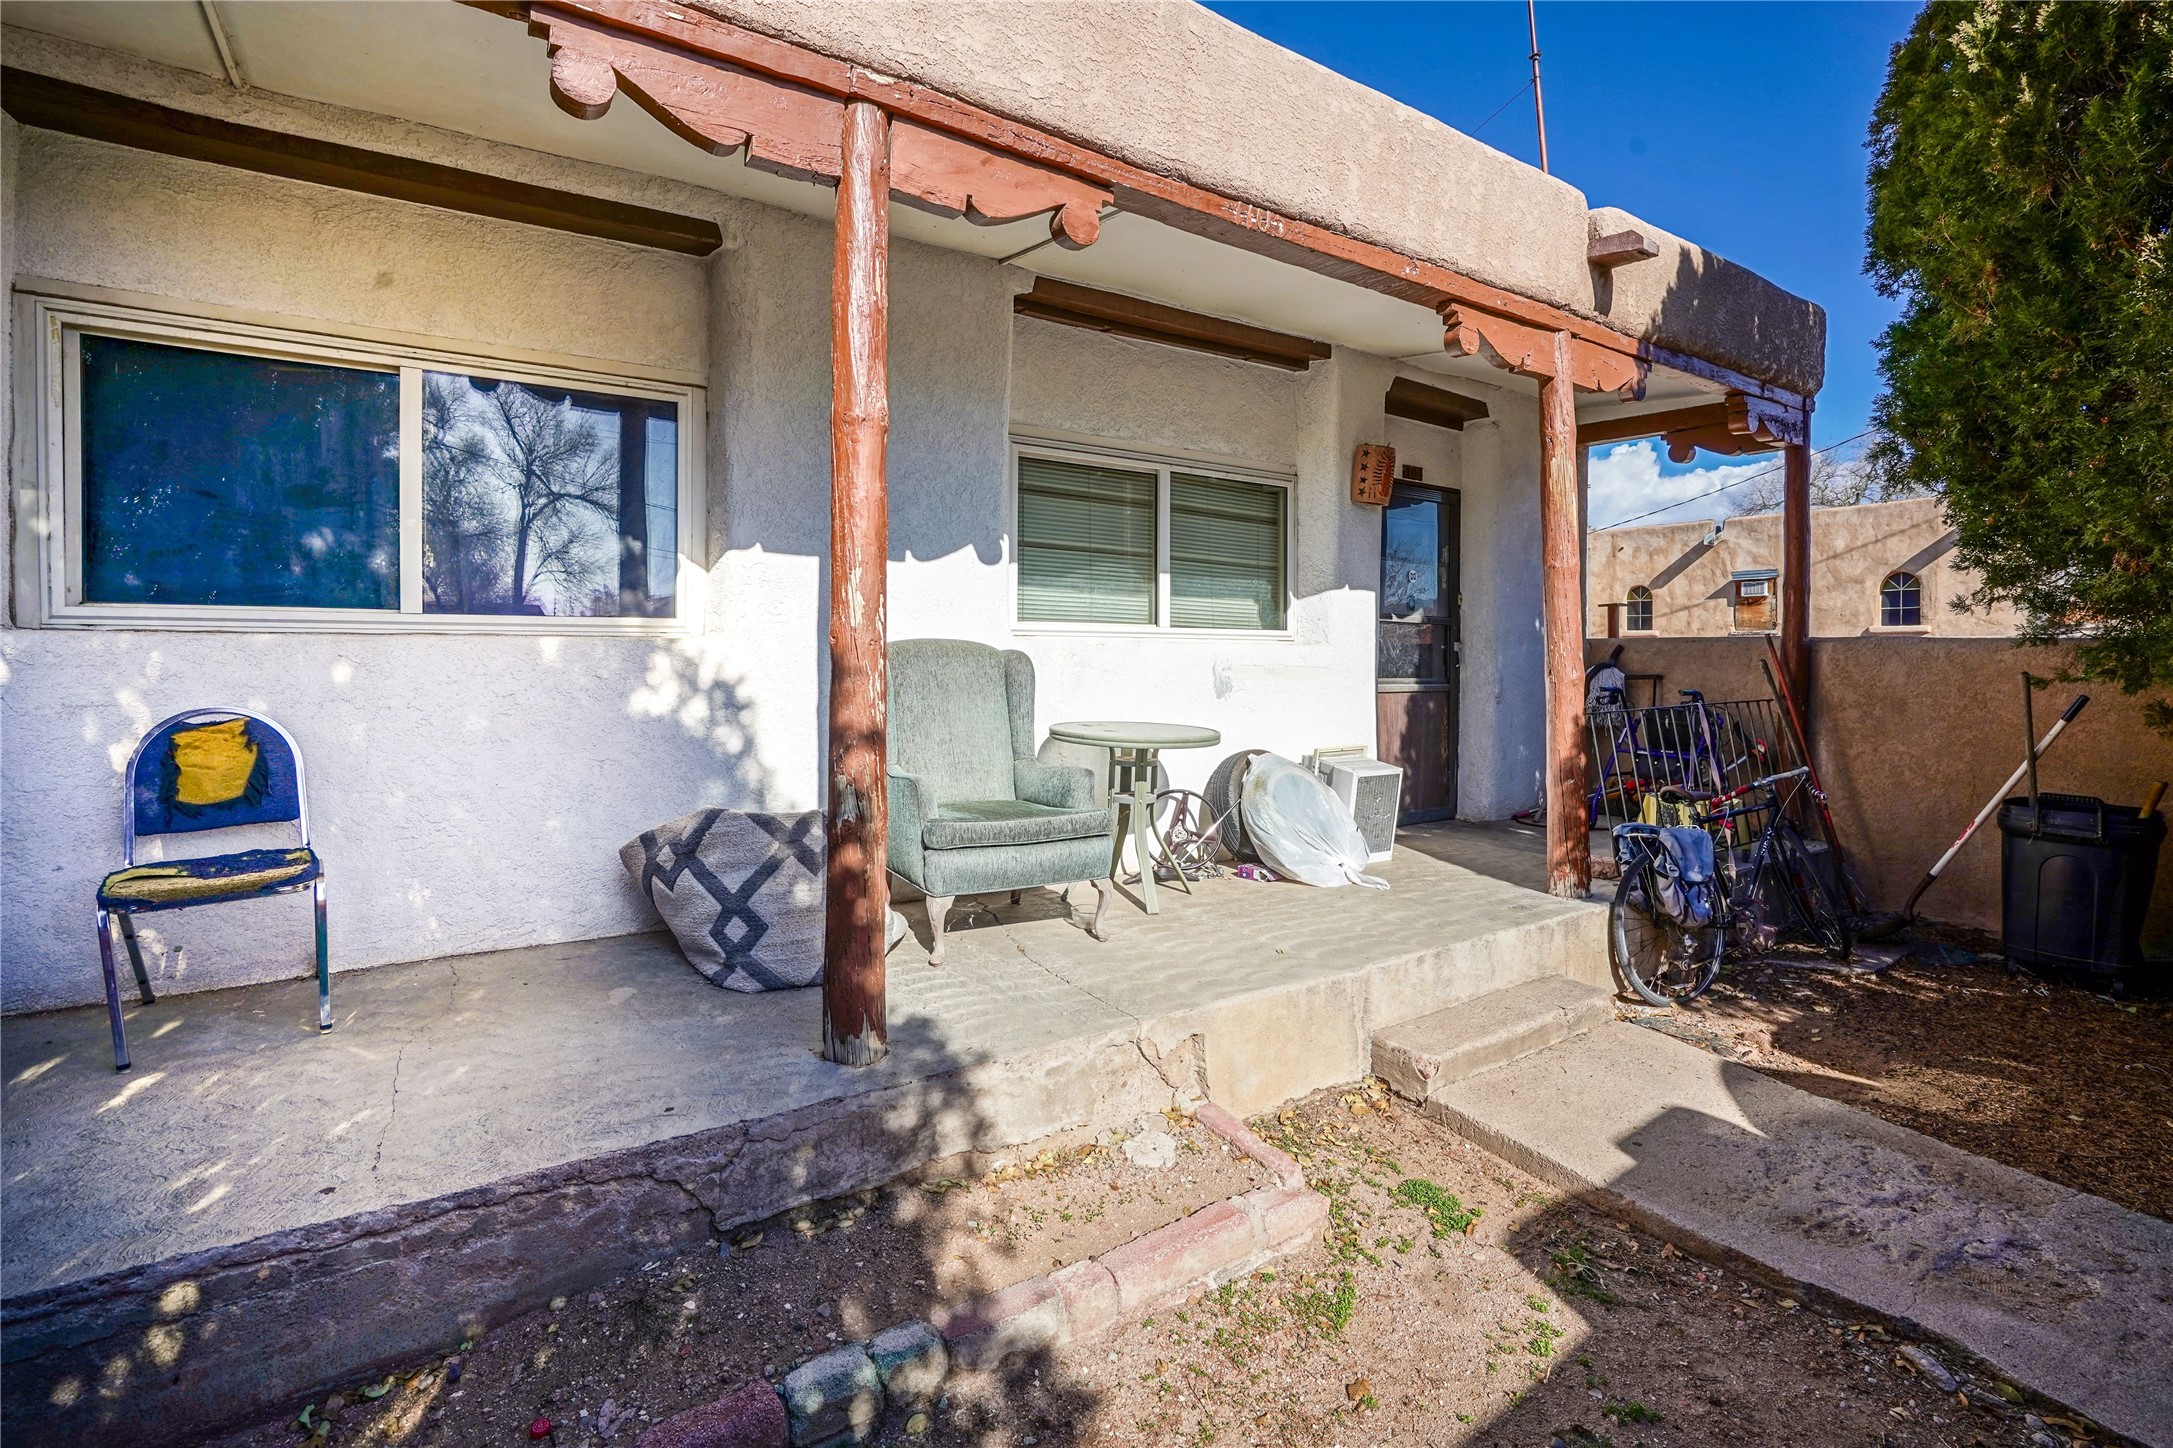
170, 719, 258, 806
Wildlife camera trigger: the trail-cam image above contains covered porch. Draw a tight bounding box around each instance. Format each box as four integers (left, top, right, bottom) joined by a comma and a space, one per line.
0, 0, 1826, 1060
3, 832, 1602, 1444
1, 4, 1830, 1441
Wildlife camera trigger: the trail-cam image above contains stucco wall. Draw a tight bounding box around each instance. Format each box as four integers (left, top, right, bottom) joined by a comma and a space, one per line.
1588, 496, 2021, 640
1, 61, 1558, 1014
1003, 318, 1376, 792
1586, 636, 2172, 956
688, 2, 1823, 396
0, 123, 749, 1014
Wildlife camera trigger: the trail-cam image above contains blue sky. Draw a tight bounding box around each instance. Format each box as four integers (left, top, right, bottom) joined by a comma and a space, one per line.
1205, 0, 1918, 526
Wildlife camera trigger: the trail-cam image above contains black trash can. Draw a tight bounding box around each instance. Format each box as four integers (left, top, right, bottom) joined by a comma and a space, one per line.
1997, 792, 2165, 981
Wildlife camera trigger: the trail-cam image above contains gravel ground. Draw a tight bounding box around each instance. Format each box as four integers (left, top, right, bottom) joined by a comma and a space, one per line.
1633, 935, 2173, 1222
209, 1084, 2112, 1448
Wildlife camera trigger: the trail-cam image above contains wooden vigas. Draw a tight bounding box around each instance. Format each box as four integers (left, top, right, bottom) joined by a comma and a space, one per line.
528, 5, 1108, 246
1586, 228, 1660, 269
1351, 443, 1396, 507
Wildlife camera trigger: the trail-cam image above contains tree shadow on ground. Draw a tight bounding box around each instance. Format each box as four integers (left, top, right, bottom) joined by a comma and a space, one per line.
1678, 952, 2173, 1222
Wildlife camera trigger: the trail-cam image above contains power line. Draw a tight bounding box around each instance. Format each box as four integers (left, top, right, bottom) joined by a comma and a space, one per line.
1594, 429, 1874, 531
1469, 79, 1534, 138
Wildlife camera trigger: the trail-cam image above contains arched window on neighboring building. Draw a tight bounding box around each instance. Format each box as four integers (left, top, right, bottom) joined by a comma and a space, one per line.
1881, 570, 1923, 627
1625, 585, 1653, 632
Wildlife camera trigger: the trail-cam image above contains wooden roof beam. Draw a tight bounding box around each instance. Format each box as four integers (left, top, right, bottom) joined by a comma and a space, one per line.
1013, 278, 1332, 370
1384, 375, 1490, 430
1586, 229, 1660, 269
0, 65, 724, 256
1574, 391, 1807, 455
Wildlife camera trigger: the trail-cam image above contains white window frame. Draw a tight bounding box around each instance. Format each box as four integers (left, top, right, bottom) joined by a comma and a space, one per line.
1006, 433, 1295, 640
15, 291, 707, 634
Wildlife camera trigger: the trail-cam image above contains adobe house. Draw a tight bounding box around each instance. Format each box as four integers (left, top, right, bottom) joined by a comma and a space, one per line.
0, 5, 1824, 1438
1589, 495, 2022, 639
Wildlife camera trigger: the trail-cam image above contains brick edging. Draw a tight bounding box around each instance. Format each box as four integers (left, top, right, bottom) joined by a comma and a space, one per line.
638, 1106, 1327, 1447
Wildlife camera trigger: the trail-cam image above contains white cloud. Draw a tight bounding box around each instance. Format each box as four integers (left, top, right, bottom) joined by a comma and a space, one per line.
1587, 441, 1776, 530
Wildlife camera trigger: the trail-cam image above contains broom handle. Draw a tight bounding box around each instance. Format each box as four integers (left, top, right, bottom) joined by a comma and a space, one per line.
1760, 642, 1863, 909
1902, 694, 2089, 916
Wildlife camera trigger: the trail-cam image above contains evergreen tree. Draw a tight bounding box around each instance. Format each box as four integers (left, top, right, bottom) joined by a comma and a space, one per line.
1866, 2, 2173, 725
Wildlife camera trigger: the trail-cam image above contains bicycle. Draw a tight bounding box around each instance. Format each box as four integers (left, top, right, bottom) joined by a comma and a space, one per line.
1609, 765, 1853, 1006
1584, 687, 1769, 827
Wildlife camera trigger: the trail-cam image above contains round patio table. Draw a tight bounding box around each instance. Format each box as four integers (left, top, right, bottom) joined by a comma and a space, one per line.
1046, 720, 1222, 915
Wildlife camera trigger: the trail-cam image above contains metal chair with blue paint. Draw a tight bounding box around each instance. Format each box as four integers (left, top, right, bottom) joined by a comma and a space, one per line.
96, 708, 328, 1071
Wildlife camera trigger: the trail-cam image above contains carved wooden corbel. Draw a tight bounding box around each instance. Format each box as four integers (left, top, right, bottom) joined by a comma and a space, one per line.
1658, 392, 1808, 460
891, 120, 1107, 249
1441, 304, 1646, 399
1725, 391, 1809, 448
1442, 303, 1555, 379
536, 11, 843, 182
528, 5, 1106, 247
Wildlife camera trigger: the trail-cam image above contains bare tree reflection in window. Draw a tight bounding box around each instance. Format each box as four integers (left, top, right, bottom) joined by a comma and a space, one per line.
422, 373, 676, 617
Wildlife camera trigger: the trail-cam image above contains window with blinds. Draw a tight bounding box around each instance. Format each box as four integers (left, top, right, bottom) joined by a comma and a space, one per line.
1016, 454, 1158, 624
1170, 472, 1286, 629
1013, 447, 1290, 632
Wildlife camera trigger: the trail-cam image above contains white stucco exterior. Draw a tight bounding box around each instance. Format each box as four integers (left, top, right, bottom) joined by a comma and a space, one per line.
0, 82, 1551, 1015
0, 8, 1800, 1016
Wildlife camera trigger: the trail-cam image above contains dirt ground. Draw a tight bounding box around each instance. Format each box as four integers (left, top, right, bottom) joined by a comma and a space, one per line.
205, 1086, 2101, 1448
1633, 933, 2173, 1223
204, 1110, 1266, 1448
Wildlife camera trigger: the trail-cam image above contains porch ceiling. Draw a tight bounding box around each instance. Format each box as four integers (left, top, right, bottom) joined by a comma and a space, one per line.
6, 0, 1722, 415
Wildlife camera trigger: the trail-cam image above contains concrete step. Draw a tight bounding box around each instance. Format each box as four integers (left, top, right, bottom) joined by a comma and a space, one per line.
1370, 975, 1614, 1102
1425, 1020, 2173, 1447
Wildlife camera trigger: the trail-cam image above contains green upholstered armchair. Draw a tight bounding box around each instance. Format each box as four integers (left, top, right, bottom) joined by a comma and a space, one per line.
887, 639, 1115, 963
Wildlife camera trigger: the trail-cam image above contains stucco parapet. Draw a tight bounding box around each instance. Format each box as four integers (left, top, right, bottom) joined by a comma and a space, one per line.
689, 0, 1593, 309
1585, 206, 1825, 397
690, 2, 1822, 394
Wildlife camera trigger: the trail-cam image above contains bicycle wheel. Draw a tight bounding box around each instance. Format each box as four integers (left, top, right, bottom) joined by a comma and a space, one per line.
1772, 819, 1853, 960
1610, 872, 1723, 1005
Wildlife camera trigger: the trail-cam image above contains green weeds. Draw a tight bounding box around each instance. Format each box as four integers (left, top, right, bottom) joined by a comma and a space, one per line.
1389, 1177, 1482, 1236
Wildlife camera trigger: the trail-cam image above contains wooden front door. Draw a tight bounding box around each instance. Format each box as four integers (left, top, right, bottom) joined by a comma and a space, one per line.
1376, 483, 1461, 821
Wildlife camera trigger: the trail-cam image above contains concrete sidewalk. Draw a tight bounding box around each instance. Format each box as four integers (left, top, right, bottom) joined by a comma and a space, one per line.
1430, 1021, 2173, 1446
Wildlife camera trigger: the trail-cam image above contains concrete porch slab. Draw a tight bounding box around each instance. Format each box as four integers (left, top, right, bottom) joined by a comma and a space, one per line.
2, 838, 1604, 1446
1428, 1020, 2173, 1446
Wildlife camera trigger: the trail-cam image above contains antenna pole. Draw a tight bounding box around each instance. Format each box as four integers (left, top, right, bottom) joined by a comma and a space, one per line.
1527, 0, 1550, 173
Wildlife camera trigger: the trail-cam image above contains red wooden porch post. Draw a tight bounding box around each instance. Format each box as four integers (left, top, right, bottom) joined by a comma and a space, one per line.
1539, 331, 1591, 897
822, 98, 891, 1067
1778, 434, 1812, 723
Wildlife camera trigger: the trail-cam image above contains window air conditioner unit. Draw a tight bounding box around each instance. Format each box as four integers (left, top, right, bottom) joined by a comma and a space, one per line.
1318, 757, 1402, 864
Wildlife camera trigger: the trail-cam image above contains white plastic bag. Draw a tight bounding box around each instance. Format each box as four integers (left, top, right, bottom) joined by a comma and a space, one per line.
1239, 753, 1389, 890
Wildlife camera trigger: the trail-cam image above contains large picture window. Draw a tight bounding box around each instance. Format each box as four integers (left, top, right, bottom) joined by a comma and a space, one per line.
1013, 444, 1289, 633
25, 294, 702, 632
79, 336, 402, 610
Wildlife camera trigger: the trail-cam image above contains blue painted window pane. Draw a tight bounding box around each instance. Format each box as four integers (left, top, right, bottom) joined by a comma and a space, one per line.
79, 335, 400, 608
421, 372, 678, 617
